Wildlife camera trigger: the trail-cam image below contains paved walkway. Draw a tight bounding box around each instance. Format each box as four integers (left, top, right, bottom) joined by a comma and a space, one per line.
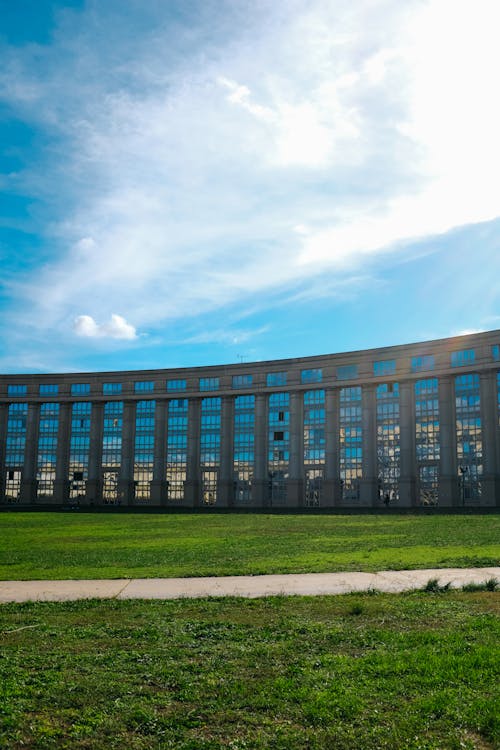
0, 567, 499, 603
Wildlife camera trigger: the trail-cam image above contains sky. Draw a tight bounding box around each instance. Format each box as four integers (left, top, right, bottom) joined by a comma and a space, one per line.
1, 0, 500, 374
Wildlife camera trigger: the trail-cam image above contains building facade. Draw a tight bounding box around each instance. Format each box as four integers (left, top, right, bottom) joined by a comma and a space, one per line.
1, 330, 500, 509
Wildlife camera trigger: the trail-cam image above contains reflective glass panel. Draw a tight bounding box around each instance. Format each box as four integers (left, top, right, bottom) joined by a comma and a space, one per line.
455, 374, 482, 502
415, 378, 440, 506
166, 398, 188, 500
376, 383, 400, 504
268, 392, 289, 504
234, 394, 255, 502
339, 386, 362, 500
337, 364, 358, 380
36, 403, 60, 499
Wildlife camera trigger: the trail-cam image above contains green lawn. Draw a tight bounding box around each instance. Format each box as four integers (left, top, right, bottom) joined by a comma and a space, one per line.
1, 591, 498, 749
0, 512, 498, 580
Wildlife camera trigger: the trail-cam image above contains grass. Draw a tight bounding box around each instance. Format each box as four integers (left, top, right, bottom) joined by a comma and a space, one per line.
0, 512, 499, 580
1, 591, 499, 749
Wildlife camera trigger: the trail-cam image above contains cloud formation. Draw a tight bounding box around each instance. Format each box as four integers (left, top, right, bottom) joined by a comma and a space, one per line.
73, 314, 137, 340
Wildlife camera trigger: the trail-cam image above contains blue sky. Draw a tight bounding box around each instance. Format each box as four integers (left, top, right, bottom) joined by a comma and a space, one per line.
1, 0, 500, 374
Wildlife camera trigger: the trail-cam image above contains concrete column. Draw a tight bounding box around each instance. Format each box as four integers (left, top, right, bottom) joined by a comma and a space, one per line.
480, 371, 499, 506
288, 391, 303, 507
360, 385, 378, 506
185, 398, 200, 507
86, 402, 103, 505
438, 376, 458, 506
53, 402, 71, 505
20, 403, 40, 504
324, 388, 341, 507
0, 404, 8, 504
119, 401, 136, 505
151, 399, 167, 505
252, 393, 267, 508
399, 381, 417, 507
218, 396, 234, 507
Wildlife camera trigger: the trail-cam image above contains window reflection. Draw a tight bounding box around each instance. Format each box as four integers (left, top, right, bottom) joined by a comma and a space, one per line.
134, 400, 155, 503
340, 386, 362, 501
69, 402, 91, 501
166, 399, 188, 501
376, 383, 400, 504
233, 395, 254, 502
415, 378, 439, 506
268, 392, 289, 504
303, 389, 325, 507
455, 374, 482, 503
201, 397, 221, 504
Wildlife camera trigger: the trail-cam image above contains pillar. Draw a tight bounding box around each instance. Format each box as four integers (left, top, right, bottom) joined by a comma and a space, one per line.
0, 404, 7, 503
218, 396, 234, 507
151, 399, 168, 505
184, 398, 200, 507
20, 403, 39, 504
480, 371, 499, 506
438, 376, 458, 506
53, 402, 71, 505
118, 401, 136, 505
252, 393, 267, 507
86, 402, 103, 505
287, 391, 303, 507
399, 381, 417, 507
324, 388, 341, 507
360, 384, 378, 506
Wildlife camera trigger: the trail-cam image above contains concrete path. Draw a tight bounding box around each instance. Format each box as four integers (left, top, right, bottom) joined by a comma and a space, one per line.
0, 567, 499, 603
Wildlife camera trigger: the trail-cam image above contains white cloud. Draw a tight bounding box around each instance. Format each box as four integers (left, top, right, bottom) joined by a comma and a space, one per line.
73, 314, 137, 340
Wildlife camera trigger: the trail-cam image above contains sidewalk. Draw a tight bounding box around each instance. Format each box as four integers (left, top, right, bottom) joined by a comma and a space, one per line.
0, 567, 499, 603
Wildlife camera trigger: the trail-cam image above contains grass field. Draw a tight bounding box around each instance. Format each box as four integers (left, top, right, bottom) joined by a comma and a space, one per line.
0, 512, 499, 580
1, 591, 499, 750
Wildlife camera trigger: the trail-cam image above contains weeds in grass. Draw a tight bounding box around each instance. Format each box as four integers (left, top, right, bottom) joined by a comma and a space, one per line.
423, 577, 452, 593
462, 577, 499, 593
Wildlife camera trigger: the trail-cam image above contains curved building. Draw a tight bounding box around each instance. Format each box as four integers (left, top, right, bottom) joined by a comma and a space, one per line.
1, 330, 499, 509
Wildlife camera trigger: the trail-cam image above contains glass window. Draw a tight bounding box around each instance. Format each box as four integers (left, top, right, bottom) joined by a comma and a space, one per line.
492, 345, 499, 361
301, 368, 322, 384
200, 397, 221, 505
134, 400, 156, 503
373, 360, 396, 376
4, 402, 28, 502
234, 394, 255, 503
415, 378, 439, 506
71, 383, 91, 395
36, 403, 60, 499
339, 386, 362, 501
455, 374, 482, 503
39, 384, 59, 395
266, 371, 287, 387
68, 401, 92, 501
103, 382, 122, 395
376, 383, 400, 505
450, 349, 475, 367
7, 384, 27, 396
232, 374, 253, 388
134, 381, 154, 393
268, 392, 289, 505
411, 355, 435, 373
167, 397, 188, 500
337, 364, 358, 380
166, 379, 186, 392
199, 377, 219, 391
